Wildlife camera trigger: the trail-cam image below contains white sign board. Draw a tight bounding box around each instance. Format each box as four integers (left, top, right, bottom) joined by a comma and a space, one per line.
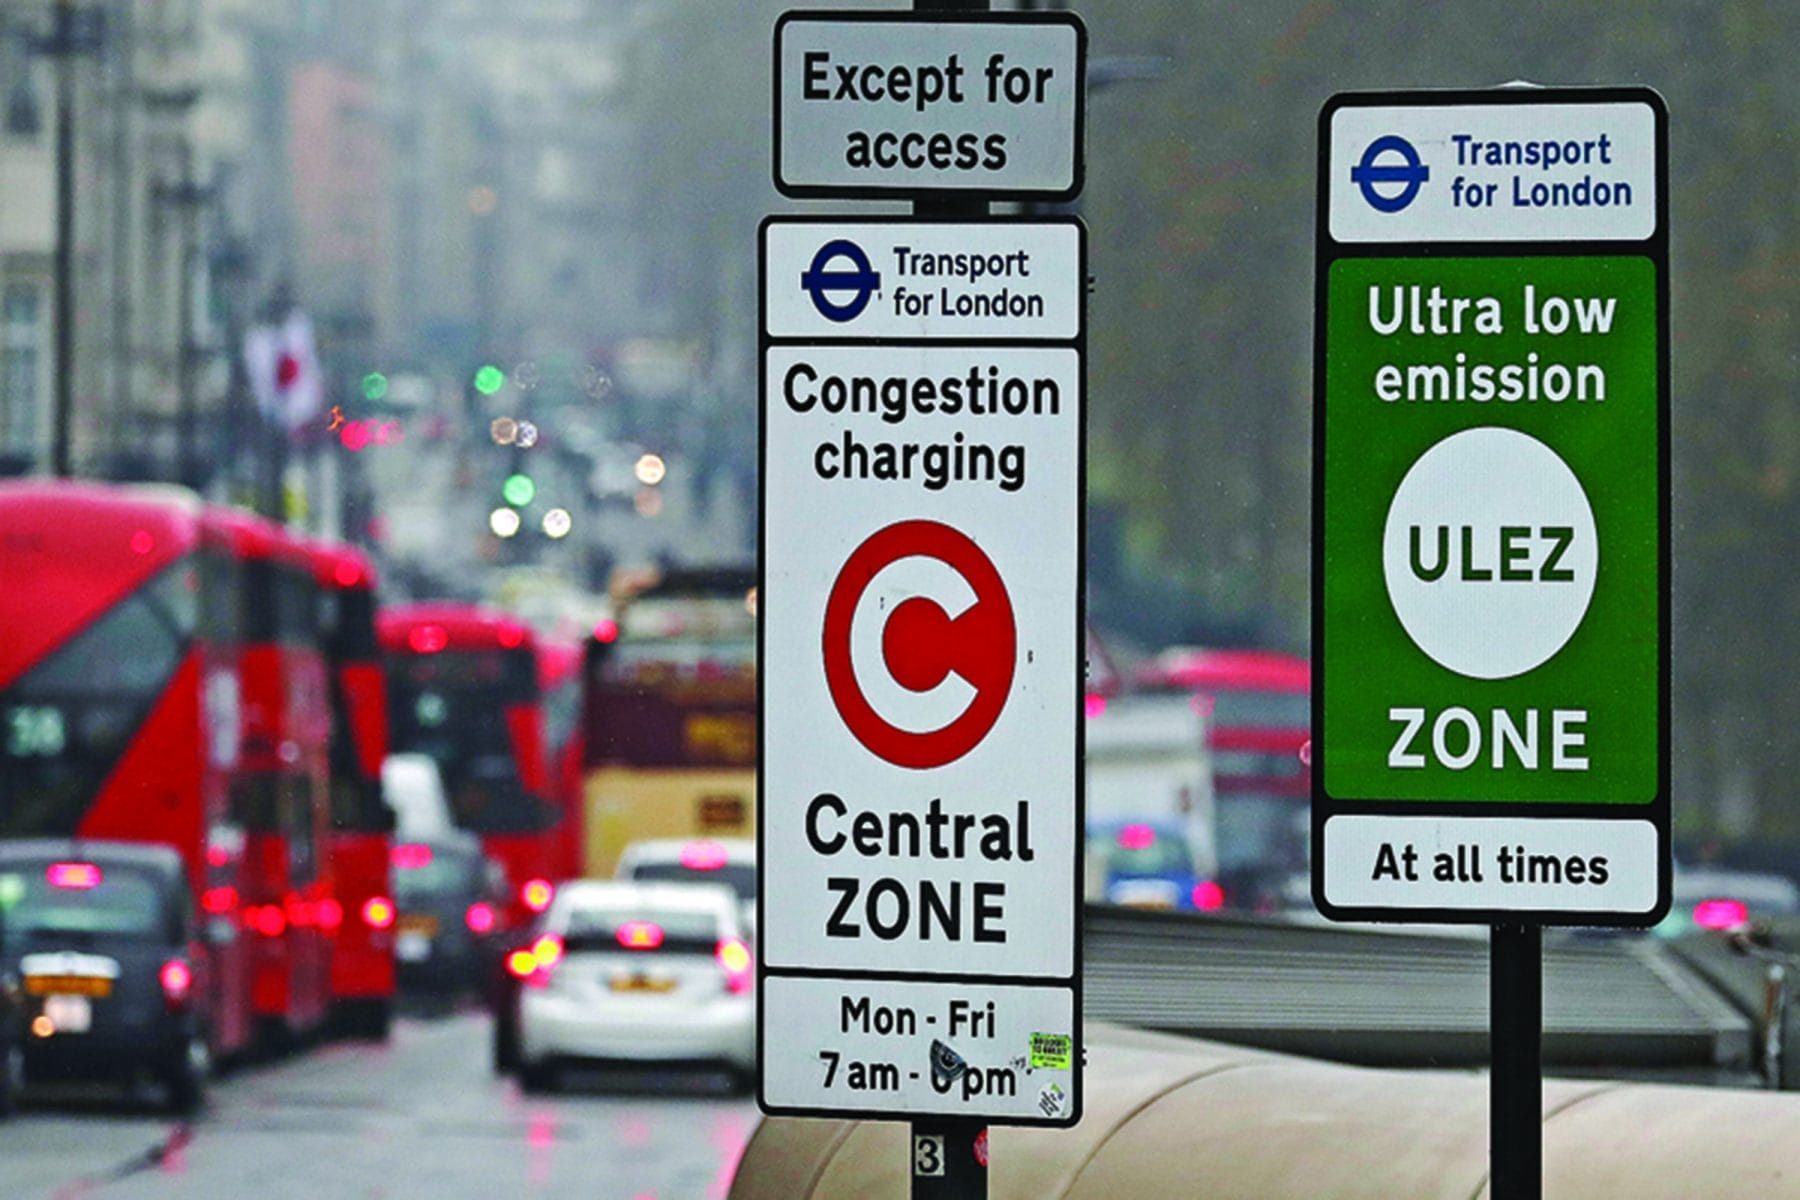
775, 11, 1085, 200
759, 235, 1084, 1124
762, 977, 1077, 1122
764, 218, 1083, 341
1326, 99, 1659, 244
1313, 88, 1669, 926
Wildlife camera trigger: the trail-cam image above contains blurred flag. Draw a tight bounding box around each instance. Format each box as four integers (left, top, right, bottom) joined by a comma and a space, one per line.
244, 311, 325, 431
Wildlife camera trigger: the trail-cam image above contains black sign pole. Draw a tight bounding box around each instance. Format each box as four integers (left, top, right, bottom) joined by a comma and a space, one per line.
1490, 923, 1543, 1200
910, 0, 987, 1193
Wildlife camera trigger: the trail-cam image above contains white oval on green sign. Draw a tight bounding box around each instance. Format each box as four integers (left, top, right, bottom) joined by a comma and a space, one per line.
1382, 426, 1597, 680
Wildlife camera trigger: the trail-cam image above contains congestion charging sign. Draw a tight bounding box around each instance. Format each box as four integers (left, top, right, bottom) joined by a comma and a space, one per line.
758, 215, 1085, 1125
1313, 89, 1669, 926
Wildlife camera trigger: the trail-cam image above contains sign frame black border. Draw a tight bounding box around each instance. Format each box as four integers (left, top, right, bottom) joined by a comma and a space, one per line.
1310, 86, 1672, 928
755, 213, 1088, 1125
772, 9, 1088, 203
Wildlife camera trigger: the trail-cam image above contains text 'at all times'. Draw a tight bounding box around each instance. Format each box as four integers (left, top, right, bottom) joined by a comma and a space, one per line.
1372, 841, 1612, 886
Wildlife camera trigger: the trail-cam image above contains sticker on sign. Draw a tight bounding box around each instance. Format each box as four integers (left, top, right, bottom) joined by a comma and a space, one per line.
774, 11, 1085, 199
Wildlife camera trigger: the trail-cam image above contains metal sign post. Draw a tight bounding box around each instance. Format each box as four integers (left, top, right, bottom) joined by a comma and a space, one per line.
1491, 924, 1543, 1200
1312, 88, 1670, 1199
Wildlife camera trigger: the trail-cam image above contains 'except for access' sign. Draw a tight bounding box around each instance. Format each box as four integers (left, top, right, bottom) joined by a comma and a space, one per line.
759, 221, 1084, 1124
1312, 88, 1669, 926
774, 11, 1085, 201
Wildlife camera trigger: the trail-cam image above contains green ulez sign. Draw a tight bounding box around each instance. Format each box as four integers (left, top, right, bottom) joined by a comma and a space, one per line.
1323, 254, 1658, 804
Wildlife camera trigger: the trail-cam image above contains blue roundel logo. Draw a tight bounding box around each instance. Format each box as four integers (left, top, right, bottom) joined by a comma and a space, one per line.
1351, 135, 1430, 213
800, 239, 882, 323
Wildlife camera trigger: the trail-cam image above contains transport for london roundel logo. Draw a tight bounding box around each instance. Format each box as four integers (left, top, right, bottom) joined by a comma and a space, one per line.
823, 520, 1016, 769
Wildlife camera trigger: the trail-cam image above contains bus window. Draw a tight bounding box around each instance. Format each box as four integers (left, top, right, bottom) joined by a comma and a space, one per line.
0, 561, 196, 837
385, 646, 555, 834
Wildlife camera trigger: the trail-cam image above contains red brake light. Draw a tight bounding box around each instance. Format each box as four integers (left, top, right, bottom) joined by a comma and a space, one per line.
47, 862, 101, 889
333, 561, 361, 588
129, 529, 155, 555
593, 618, 619, 644
1694, 898, 1750, 931
466, 902, 497, 934
716, 936, 753, 994
201, 886, 238, 915
407, 624, 448, 654
1117, 824, 1155, 851
317, 898, 343, 931
679, 841, 728, 871
498, 625, 525, 649
160, 960, 193, 1007
1192, 880, 1226, 911
248, 905, 287, 938
617, 921, 664, 950
1084, 693, 1107, 719
521, 879, 554, 913
392, 843, 433, 870
362, 896, 395, 930
520, 933, 564, 987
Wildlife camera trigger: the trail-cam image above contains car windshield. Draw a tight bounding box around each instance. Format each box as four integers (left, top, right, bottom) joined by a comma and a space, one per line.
563, 902, 723, 953
0, 862, 165, 941
626, 862, 757, 903
393, 851, 478, 903
1092, 832, 1192, 878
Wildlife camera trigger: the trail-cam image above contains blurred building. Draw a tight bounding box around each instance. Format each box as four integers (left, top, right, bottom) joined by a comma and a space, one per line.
0, 0, 305, 497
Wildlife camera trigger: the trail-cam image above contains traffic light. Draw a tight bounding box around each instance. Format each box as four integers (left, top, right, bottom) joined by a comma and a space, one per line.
502, 473, 536, 507
474, 364, 506, 396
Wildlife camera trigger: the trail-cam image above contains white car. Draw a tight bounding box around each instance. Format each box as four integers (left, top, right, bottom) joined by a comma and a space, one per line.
615, 838, 757, 939
515, 880, 755, 1091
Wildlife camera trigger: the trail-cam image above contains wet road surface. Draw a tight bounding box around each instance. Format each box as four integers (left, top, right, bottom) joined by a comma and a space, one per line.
0, 1010, 759, 1200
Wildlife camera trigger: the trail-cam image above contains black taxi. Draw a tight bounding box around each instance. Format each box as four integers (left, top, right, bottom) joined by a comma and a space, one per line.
0, 839, 209, 1111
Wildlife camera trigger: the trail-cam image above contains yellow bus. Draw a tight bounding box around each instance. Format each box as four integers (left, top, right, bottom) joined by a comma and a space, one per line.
579, 568, 757, 878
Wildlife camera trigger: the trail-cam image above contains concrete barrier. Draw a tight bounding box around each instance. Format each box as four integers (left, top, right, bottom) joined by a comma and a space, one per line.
732, 1023, 1800, 1198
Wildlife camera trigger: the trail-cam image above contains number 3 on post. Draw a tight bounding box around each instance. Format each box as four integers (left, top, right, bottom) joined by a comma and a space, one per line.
913, 1133, 945, 1177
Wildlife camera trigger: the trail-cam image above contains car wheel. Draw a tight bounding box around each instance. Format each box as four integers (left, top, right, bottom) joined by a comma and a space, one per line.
491, 1013, 520, 1075
0, 1041, 24, 1118
357, 1000, 393, 1042
519, 1060, 557, 1094
164, 1034, 210, 1115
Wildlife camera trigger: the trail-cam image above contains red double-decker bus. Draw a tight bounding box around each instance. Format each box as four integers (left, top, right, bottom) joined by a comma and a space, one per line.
0, 481, 254, 1060
537, 638, 586, 883
307, 538, 397, 1038
205, 508, 336, 1043
377, 603, 561, 924
1135, 647, 1311, 911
